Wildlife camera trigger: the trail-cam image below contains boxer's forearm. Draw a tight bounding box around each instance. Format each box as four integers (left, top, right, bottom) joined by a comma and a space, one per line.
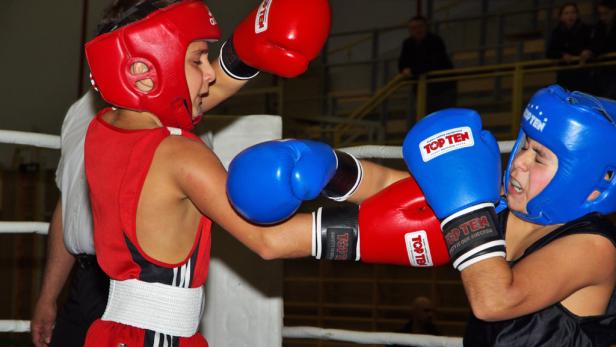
256, 213, 314, 260
346, 161, 409, 204
460, 257, 521, 321
38, 199, 75, 303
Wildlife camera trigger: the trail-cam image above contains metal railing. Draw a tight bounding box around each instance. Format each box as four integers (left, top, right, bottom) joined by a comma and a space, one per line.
213, 2, 605, 148
218, 53, 616, 148
322, 2, 564, 98
329, 52, 616, 147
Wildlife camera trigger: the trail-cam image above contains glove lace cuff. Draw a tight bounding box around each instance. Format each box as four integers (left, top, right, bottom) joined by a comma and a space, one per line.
322, 151, 363, 202
219, 38, 260, 80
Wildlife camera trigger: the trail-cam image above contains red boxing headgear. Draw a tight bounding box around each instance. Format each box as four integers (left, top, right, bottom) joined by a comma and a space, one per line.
85, 1, 221, 130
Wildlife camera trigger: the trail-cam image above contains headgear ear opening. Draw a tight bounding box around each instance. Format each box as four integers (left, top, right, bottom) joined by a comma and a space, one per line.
127, 59, 155, 93
504, 85, 616, 225
587, 168, 616, 202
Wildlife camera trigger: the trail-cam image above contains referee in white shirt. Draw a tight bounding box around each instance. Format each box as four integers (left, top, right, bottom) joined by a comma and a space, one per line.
31, 91, 109, 347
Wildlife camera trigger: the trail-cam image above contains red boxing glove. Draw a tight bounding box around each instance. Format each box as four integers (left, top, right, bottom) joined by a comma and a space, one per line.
360, 177, 449, 267
220, 0, 331, 79
312, 177, 449, 267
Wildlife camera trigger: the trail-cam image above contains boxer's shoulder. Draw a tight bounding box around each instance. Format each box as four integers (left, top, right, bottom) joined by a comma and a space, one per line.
157, 131, 212, 160
152, 131, 224, 190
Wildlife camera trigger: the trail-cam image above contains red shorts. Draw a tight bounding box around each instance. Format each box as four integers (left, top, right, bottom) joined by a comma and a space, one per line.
84, 319, 208, 347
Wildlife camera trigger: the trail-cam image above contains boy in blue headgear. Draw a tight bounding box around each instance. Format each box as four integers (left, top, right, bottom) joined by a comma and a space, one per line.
404, 84, 616, 346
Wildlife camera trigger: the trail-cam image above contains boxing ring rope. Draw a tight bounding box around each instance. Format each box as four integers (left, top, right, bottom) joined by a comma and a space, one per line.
0, 320, 31, 334
282, 327, 462, 346
0, 130, 60, 149
0, 222, 50, 235
0, 130, 516, 346
340, 140, 515, 159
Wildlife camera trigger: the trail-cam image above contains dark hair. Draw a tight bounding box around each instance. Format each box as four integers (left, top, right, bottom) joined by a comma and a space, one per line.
96, 0, 180, 35
558, 2, 579, 17
409, 15, 428, 24
598, 0, 616, 10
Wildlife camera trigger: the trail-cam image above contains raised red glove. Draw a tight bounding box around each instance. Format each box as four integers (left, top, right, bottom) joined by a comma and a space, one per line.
220, 0, 331, 79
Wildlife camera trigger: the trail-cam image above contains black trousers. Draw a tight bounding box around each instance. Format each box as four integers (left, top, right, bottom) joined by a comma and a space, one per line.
49, 254, 109, 347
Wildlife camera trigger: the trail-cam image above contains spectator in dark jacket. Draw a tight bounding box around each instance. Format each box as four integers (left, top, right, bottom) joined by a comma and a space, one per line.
398, 16, 456, 114
591, 0, 616, 98
546, 2, 593, 92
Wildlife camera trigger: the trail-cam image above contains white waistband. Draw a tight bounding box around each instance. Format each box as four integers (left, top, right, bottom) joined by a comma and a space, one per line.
102, 279, 204, 337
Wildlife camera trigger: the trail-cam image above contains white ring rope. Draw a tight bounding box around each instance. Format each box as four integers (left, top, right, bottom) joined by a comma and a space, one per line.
0, 222, 49, 235
340, 140, 515, 159
0, 129, 515, 155
282, 327, 462, 346
0, 320, 31, 333
339, 145, 403, 159
497, 140, 515, 154
0, 322, 460, 346
0, 130, 60, 149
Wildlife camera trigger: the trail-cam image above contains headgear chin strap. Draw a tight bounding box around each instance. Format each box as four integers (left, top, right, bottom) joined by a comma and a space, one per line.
85, 0, 221, 130
504, 84, 616, 225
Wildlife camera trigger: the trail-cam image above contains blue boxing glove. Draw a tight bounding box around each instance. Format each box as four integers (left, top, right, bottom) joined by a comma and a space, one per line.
403, 108, 505, 271
227, 139, 362, 224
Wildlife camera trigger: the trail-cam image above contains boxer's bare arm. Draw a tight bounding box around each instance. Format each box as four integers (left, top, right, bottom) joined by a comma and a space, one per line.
138, 127, 407, 260
347, 161, 409, 204
461, 231, 616, 321
201, 57, 248, 112
168, 137, 312, 259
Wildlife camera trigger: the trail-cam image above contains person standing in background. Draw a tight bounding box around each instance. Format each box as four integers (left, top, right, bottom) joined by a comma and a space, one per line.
398, 16, 456, 114
591, 0, 616, 98
546, 2, 593, 93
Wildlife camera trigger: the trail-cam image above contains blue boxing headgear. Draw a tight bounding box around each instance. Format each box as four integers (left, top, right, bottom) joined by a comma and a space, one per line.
504, 85, 616, 225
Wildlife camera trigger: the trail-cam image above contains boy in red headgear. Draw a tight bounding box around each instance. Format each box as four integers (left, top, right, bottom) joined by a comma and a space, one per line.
83, 1, 433, 346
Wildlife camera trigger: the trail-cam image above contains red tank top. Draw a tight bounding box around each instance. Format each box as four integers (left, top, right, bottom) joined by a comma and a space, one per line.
83, 109, 211, 346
